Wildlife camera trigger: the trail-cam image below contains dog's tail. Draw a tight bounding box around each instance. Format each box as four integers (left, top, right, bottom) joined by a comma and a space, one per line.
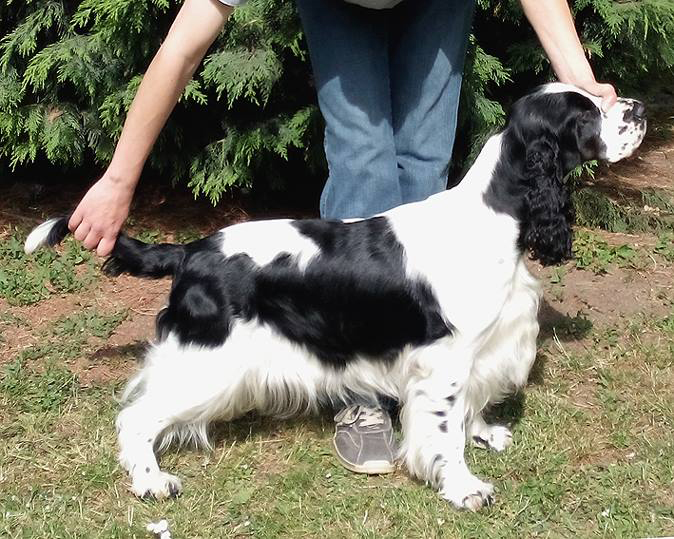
24, 217, 71, 254
24, 215, 185, 279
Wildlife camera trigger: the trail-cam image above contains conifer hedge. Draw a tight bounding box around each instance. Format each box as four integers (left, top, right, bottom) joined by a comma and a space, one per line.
1, 0, 673, 202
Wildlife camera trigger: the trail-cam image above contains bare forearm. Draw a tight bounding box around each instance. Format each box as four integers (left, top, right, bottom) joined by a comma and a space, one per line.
70, 0, 233, 256
106, 0, 233, 188
520, 0, 616, 110
520, 0, 594, 85
106, 50, 199, 185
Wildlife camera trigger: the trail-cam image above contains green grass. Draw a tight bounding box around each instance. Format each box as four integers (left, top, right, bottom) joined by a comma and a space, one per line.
51, 309, 128, 341
0, 223, 672, 538
572, 229, 642, 273
1, 308, 128, 416
0, 228, 97, 306
0, 311, 27, 343
173, 227, 206, 244
11, 309, 129, 365
1, 358, 77, 414
1, 307, 672, 538
134, 228, 167, 244
569, 228, 674, 276
573, 187, 674, 234
654, 232, 674, 262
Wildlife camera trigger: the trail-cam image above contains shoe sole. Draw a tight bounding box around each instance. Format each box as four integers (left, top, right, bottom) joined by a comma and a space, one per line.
332, 439, 396, 475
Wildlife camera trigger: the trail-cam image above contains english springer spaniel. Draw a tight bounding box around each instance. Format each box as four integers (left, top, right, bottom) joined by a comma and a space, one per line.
25, 83, 646, 511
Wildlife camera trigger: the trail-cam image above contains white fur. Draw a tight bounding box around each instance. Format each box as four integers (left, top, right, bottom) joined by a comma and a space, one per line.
219, 219, 320, 270
24, 217, 62, 254
542, 82, 604, 107
599, 98, 647, 162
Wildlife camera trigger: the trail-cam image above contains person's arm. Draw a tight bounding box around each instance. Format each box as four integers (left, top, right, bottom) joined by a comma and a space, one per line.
519, 0, 617, 111
69, 0, 233, 256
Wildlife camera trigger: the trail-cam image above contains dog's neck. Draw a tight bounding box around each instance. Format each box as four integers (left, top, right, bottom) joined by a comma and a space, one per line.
479, 130, 530, 215
453, 134, 506, 199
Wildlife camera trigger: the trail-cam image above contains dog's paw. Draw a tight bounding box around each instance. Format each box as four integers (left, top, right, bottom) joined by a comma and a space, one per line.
472, 425, 512, 452
440, 475, 494, 511
130, 470, 182, 500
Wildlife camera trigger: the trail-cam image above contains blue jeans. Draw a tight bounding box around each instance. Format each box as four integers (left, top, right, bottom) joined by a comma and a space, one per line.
296, 0, 475, 219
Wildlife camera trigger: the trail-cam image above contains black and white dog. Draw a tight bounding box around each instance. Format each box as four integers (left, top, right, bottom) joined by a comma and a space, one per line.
25, 83, 646, 511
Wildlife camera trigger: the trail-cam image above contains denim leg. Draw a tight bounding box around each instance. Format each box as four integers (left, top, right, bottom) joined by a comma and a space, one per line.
295, 0, 401, 219
390, 0, 475, 204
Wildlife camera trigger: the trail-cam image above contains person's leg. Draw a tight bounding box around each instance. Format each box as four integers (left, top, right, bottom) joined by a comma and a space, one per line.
295, 0, 401, 219
295, 0, 398, 475
389, 0, 475, 204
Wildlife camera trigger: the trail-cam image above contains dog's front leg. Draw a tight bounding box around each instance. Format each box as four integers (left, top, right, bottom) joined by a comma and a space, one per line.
399, 340, 494, 511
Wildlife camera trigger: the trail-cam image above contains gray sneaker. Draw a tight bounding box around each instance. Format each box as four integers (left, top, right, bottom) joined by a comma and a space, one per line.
333, 405, 397, 474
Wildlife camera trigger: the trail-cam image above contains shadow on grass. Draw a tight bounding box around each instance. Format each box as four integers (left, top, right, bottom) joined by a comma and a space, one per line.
538, 298, 593, 343
485, 392, 527, 428
206, 411, 332, 453
89, 341, 147, 362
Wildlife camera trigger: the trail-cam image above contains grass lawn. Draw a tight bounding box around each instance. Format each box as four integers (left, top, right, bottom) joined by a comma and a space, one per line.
1, 220, 672, 539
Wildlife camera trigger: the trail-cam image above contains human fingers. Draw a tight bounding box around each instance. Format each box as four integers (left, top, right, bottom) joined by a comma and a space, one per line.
585, 81, 617, 112
597, 83, 617, 112
73, 221, 91, 243
96, 236, 117, 257
68, 209, 83, 232
82, 228, 103, 251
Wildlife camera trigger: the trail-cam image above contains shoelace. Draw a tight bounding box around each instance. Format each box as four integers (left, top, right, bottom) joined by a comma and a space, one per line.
335, 404, 387, 428
338, 405, 384, 427
357, 406, 386, 428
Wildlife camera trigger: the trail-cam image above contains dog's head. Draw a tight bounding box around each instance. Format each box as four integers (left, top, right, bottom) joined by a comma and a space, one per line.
508, 82, 647, 174
503, 83, 646, 265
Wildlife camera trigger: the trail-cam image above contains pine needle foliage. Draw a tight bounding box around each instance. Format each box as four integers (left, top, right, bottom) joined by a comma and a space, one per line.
1, 0, 672, 202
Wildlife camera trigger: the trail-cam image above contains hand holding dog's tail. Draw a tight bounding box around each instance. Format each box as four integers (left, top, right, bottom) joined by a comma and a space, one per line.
24, 216, 185, 279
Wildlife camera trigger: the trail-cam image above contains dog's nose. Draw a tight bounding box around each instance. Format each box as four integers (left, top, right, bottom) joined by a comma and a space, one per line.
632, 101, 646, 122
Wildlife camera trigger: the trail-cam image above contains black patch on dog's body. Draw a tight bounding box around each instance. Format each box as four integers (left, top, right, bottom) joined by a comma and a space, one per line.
156, 249, 257, 347
253, 217, 453, 367
127, 216, 452, 367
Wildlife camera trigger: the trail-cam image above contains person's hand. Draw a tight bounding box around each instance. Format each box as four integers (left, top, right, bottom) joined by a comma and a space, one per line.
68, 174, 135, 256
576, 79, 617, 112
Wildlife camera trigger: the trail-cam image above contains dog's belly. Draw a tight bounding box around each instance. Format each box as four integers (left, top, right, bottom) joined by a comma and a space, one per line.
141, 320, 405, 422
224, 320, 406, 411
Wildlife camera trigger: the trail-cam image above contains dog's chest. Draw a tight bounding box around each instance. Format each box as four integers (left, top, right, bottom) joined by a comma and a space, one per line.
392, 208, 521, 335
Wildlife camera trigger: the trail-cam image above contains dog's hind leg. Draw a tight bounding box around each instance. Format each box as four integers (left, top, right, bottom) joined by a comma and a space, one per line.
399, 337, 494, 512
116, 400, 184, 499
468, 412, 513, 452
116, 336, 262, 499
116, 324, 315, 499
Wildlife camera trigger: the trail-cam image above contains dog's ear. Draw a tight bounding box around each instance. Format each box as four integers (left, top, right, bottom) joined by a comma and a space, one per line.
520, 133, 574, 266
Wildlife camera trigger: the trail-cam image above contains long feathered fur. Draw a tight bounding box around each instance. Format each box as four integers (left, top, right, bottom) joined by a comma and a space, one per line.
520, 134, 574, 265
